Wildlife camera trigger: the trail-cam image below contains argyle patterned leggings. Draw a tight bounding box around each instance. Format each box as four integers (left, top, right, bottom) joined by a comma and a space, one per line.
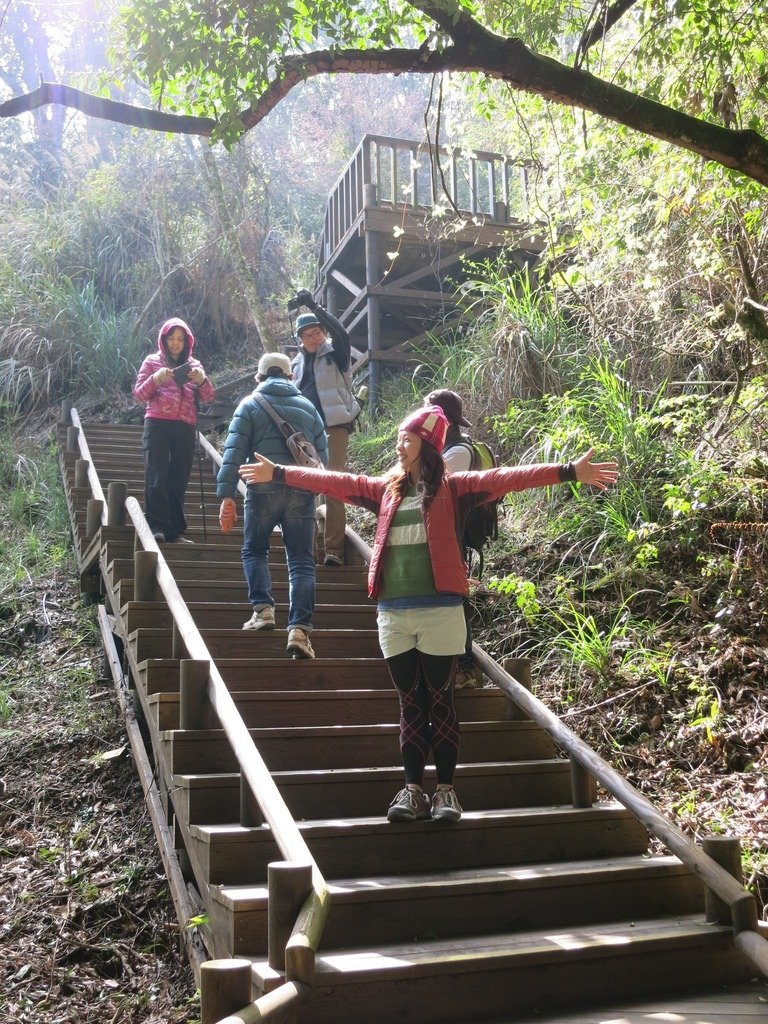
385, 650, 459, 785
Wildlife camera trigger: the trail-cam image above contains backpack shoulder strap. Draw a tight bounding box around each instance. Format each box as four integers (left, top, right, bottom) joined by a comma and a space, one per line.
253, 393, 294, 441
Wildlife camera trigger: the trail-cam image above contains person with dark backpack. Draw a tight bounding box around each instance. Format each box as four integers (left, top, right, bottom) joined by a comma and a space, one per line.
217, 352, 329, 659
425, 390, 499, 689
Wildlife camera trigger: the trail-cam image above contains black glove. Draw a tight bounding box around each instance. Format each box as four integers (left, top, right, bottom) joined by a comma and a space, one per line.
295, 288, 316, 309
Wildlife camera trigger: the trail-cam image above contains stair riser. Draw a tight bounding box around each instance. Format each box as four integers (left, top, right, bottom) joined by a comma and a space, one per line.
108, 558, 363, 586
191, 814, 649, 885
118, 582, 368, 605
165, 726, 555, 774
132, 630, 381, 660
140, 660, 394, 694
212, 870, 704, 956
270, 939, 748, 1024
124, 603, 377, 633
176, 765, 573, 824
152, 690, 509, 730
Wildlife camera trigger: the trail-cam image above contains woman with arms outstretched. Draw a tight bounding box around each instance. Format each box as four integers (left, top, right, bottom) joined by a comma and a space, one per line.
239, 406, 618, 823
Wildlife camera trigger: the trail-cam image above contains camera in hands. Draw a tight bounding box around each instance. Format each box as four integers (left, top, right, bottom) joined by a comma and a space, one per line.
172, 362, 192, 384
287, 289, 315, 312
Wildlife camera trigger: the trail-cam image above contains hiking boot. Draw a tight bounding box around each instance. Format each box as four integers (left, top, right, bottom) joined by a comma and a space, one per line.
323, 553, 343, 566
287, 627, 315, 660
387, 787, 431, 822
431, 787, 463, 822
454, 664, 483, 690
243, 606, 275, 631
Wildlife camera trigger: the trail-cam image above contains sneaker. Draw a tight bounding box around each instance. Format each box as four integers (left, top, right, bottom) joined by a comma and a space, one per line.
152, 531, 166, 544
431, 787, 463, 822
286, 627, 315, 660
323, 553, 343, 566
243, 606, 275, 631
173, 535, 195, 544
387, 787, 431, 822
454, 664, 483, 690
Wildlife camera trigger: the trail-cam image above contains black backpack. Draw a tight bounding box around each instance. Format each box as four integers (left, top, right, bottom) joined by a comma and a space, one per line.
459, 438, 500, 576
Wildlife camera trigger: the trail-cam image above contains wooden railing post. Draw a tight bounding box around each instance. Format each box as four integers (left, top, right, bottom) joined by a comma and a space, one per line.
67, 425, 80, 454
268, 862, 313, 972
172, 621, 185, 660
569, 758, 595, 808
134, 549, 158, 603
703, 836, 743, 925
240, 772, 264, 827
59, 399, 73, 426
75, 459, 89, 489
501, 657, 531, 720
107, 481, 127, 527
200, 958, 252, 1024
85, 498, 103, 541
179, 659, 209, 730
363, 182, 382, 417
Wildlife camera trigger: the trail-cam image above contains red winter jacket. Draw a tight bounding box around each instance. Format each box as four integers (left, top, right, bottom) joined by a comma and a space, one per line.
133, 317, 215, 427
276, 463, 567, 600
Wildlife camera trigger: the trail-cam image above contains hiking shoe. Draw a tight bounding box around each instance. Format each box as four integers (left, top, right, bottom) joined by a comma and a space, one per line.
387, 787, 431, 822
431, 787, 463, 822
287, 627, 315, 660
323, 553, 343, 566
243, 606, 275, 631
454, 664, 483, 690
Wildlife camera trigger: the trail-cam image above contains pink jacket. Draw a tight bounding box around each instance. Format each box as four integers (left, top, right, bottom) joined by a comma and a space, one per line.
277, 463, 566, 599
133, 318, 215, 426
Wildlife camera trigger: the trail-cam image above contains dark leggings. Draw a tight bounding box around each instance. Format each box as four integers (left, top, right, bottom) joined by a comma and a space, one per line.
385, 650, 459, 786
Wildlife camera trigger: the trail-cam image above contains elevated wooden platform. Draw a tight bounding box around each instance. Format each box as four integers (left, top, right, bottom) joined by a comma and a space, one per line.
312, 135, 547, 411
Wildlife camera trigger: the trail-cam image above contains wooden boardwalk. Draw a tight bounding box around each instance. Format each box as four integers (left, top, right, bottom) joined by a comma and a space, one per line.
59, 413, 767, 1024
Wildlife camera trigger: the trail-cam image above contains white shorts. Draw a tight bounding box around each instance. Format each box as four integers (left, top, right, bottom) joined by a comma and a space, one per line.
377, 604, 467, 659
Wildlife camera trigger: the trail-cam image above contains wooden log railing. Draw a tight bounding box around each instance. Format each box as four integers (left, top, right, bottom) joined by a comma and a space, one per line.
472, 646, 768, 980
62, 405, 329, 1024
122, 500, 329, 1020
319, 133, 531, 268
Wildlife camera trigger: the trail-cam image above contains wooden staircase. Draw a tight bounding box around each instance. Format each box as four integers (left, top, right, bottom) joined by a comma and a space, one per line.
59, 414, 766, 1024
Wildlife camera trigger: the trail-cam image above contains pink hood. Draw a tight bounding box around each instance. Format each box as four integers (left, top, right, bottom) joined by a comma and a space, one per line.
158, 317, 195, 362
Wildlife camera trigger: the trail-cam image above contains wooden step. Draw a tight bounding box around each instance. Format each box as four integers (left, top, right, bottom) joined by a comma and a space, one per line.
209, 854, 703, 956
123, 600, 377, 634
107, 556, 365, 586
163, 720, 556, 774
116, 578, 368, 606
130, 627, 382, 660
249, 916, 747, 1024
139, 657, 394, 694
173, 761, 575, 825
149, 685, 509, 730
187, 803, 650, 885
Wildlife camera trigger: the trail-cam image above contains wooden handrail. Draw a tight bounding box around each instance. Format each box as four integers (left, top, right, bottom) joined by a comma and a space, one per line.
70, 409, 108, 522
473, 646, 768, 977
124, 495, 330, 992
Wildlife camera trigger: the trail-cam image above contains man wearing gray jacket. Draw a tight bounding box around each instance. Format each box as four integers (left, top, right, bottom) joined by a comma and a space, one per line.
290, 290, 360, 565
217, 352, 328, 659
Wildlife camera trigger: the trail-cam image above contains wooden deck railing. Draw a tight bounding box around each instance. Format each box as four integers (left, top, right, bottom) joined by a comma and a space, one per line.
319, 133, 531, 267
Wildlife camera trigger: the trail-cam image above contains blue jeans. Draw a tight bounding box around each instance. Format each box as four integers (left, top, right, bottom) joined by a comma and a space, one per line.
242, 481, 316, 631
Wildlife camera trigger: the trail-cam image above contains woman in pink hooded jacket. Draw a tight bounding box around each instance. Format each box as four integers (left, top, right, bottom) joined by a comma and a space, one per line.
133, 318, 215, 543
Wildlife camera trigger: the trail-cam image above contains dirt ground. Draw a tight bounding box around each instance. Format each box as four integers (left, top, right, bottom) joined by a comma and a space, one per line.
0, 574, 195, 1024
